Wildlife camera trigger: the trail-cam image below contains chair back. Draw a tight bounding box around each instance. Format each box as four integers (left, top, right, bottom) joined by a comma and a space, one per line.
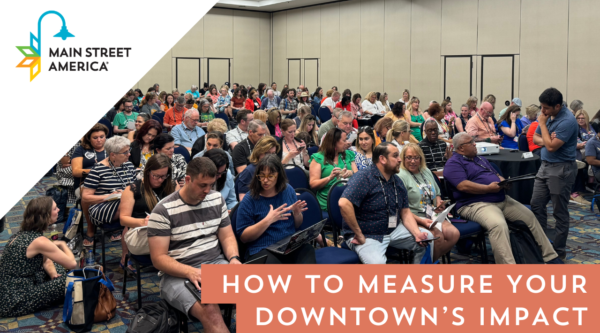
214, 112, 230, 130
234, 173, 241, 202
284, 165, 309, 190
98, 117, 113, 138
0, 215, 5, 233
174, 146, 191, 163
319, 107, 332, 123
152, 112, 165, 124
327, 180, 347, 230
489, 161, 503, 178
307, 145, 319, 157
228, 203, 247, 258
518, 134, 529, 152
295, 188, 322, 230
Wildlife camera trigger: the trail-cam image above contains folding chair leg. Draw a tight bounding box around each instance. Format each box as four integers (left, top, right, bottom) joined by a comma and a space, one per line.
136, 260, 142, 310
178, 310, 189, 333
222, 304, 233, 328
122, 253, 128, 296
101, 228, 106, 273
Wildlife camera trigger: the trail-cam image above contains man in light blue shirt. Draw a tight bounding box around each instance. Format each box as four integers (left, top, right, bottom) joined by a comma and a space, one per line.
531, 88, 578, 260
171, 109, 205, 151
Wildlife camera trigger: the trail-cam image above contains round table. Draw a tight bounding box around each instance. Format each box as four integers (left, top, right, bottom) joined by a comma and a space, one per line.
484, 150, 541, 205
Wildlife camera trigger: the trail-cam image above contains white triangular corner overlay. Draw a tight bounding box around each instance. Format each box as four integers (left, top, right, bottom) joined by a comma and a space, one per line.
0, 0, 219, 218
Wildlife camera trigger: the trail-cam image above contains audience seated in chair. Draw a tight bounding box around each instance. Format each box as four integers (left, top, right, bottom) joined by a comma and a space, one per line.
128, 120, 162, 173
225, 109, 253, 151
0, 197, 78, 318
419, 119, 452, 178
321, 110, 358, 147
355, 126, 375, 170
127, 113, 150, 142
465, 102, 501, 144
236, 155, 314, 264
163, 96, 188, 131
148, 157, 241, 332
191, 118, 229, 157
204, 149, 238, 211
72, 124, 109, 246
309, 128, 358, 211
153, 133, 187, 187
317, 108, 343, 140
372, 117, 393, 146
112, 99, 138, 136
398, 143, 459, 262
279, 119, 309, 170
279, 89, 299, 119
338, 142, 432, 264
140, 92, 161, 117
296, 114, 319, 147
171, 109, 206, 153
497, 105, 524, 149
260, 88, 281, 110
443, 133, 562, 264
232, 120, 268, 174
237, 136, 281, 202
82, 136, 136, 247
194, 132, 235, 171
120, 154, 176, 271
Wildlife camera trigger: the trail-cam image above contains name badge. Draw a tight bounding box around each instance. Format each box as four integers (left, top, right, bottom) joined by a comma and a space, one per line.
389, 214, 397, 229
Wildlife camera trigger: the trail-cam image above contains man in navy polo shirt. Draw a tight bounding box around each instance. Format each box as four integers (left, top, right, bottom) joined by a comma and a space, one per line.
531, 88, 578, 260
339, 142, 431, 264
444, 132, 560, 264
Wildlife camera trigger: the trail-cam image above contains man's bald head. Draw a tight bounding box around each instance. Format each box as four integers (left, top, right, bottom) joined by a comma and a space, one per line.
480, 102, 494, 119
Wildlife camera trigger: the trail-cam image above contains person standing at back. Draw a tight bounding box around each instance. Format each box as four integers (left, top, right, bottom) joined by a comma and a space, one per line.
531, 88, 578, 261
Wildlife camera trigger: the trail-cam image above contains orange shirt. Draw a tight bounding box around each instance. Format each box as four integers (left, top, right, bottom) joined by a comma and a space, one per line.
466, 114, 497, 141
164, 107, 187, 126
527, 122, 542, 152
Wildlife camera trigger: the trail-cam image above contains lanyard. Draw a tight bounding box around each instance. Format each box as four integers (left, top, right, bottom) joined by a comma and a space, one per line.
109, 160, 133, 189
410, 172, 434, 204
471, 156, 501, 178
476, 113, 494, 137
246, 139, 253, 155
283, 139, 301, 166
183, 126, 196, 142
377, 175, 398, 217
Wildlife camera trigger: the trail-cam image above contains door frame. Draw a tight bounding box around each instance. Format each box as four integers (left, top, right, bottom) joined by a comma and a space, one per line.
480, 54, 515, 102
303, 58, 319, 87
207, 58, 231, 87
175, 57, 201, 91
443, 55, 473, 100
287, 58, 302, 87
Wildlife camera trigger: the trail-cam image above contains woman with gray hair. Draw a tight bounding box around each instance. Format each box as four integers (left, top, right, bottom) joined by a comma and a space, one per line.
570, 99, 583, 114
81, 136, 136, 246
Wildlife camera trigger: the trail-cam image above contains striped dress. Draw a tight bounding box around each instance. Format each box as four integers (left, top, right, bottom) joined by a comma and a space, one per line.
84, 161, 136, 225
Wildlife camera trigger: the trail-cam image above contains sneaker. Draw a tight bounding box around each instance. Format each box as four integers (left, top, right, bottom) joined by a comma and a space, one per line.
546, 257, 565, 264
576, 160, 586, 169
571, 194, 591, 205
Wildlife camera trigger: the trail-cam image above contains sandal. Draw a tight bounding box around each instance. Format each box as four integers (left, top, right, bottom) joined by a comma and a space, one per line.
83, 234, 94, 247
120, 260, 137, 274
110, 233, 122, 242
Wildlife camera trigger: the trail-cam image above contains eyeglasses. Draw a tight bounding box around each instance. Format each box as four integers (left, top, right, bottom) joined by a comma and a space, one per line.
150, 172, 170, 180
115, 148, 132, 155
190, 118, 200, 122
257, 173, 278, 181
405, 156, 421, 161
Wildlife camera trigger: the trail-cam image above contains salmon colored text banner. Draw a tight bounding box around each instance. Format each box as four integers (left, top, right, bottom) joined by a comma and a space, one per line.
202, 265, 599, 332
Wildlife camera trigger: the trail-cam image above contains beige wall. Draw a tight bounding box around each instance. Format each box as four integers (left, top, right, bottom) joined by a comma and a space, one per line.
136, 1, 600, 113
133, 8, 271, 94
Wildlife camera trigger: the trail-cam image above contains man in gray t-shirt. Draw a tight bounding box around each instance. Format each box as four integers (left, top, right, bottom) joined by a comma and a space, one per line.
148, 157, 241, 329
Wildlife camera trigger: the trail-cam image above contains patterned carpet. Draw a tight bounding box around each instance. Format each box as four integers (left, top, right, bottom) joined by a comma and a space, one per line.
0, 175, 599, 332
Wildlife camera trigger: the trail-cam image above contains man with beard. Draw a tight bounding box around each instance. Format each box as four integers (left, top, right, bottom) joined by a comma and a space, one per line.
339, 142, 432, 264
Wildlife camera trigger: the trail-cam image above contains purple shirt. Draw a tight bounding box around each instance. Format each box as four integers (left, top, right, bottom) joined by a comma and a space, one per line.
443, 154, 505, 212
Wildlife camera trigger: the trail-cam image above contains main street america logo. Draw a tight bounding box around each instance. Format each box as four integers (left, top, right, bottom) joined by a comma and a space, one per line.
15, 10, 74, 81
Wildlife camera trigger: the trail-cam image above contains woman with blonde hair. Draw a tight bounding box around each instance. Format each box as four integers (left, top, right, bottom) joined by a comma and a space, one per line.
405, 96, 424, 141
266, 108, 283, 138
387, 120, 418, 152
520, 104, 539, 128
400, 89, 410, 105
466, 95, 479, 117
362, 91, 385, 117
379, 92, 391, 112
280, 119, 309, 170
373, 117, 394, 146
236, 136, 281, 201
253, 109, 268, 124
297, 114, 319, 146
398, 143, 459, 262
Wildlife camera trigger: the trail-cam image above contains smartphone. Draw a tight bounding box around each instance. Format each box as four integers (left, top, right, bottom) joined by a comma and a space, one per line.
298, 146, 305, 151
419, 236, 440, 243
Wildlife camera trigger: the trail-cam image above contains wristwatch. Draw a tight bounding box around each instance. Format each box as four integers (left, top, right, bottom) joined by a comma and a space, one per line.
229, 256, 242, 263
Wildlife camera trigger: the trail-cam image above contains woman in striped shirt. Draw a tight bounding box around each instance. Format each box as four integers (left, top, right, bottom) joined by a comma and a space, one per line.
82, 136, 136, 246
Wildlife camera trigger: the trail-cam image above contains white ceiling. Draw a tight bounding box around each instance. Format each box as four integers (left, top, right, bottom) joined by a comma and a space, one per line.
216, 0, 343, 12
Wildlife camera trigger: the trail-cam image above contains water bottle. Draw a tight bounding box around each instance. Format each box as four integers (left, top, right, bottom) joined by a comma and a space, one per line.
49, 224, 59, 240
85, 250, 96, 268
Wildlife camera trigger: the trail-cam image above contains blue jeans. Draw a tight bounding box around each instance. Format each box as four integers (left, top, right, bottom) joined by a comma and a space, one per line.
346, 224, 432, 264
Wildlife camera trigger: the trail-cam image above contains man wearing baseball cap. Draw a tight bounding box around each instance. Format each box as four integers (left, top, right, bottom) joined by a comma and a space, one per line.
498, 97, 523, 117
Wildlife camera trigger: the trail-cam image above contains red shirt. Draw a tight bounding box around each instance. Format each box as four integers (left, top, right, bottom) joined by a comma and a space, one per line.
527, 121, 542, 152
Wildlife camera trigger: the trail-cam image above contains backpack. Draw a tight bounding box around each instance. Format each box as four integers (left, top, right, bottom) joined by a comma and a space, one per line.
46, 185, 68, 222
508, 220, 544, 264
126, 300, 180, 333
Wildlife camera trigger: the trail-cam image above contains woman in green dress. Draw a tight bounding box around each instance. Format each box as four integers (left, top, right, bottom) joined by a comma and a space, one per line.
405, 96, 425, 141
0, 197, 78, 318
309, 128, 358, 211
